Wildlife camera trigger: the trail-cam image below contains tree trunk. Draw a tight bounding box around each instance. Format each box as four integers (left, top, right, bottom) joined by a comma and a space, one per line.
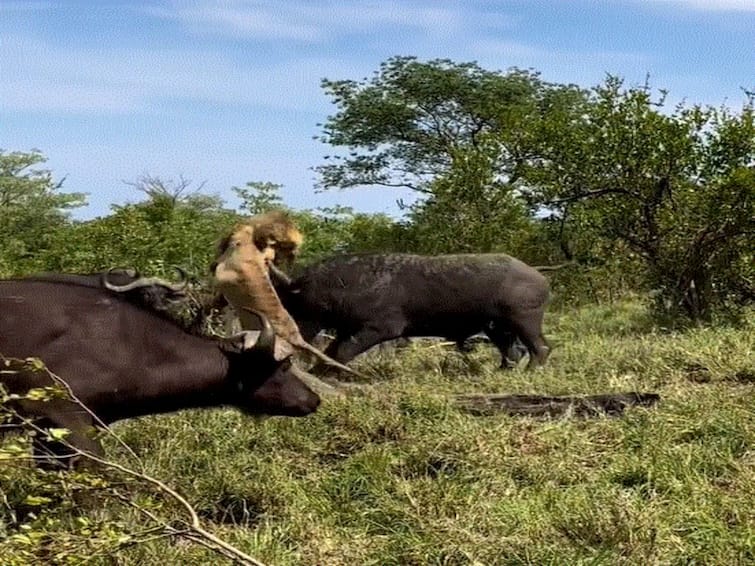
454, 392, 660, 417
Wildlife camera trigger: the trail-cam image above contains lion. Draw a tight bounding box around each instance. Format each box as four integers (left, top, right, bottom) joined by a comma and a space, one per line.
212, 210, 302, 273
247, 209, 303, 269
211, 210, 359, 386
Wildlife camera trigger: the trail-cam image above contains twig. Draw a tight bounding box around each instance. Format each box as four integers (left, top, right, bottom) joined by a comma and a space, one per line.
2, 368, 268, 566
1, 354, 142, 466
42, 361, 143, 467
78, 526, 187, 566
19, 412, 267, 566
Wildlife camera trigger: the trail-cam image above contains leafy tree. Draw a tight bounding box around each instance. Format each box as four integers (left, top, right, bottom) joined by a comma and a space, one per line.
233, 181, 285, 215
40, 177, 237, 278
232, 181, 405, 263
402, 140, 532, 254
316, 56, 585, 255
0, 150, 86, 275
524, 77, 755, 320
318, 56, 563, 192
292, 206, 405, 263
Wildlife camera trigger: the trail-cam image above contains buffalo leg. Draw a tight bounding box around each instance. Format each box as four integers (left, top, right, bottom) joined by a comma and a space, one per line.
456, 337, 475, 354
32, 414, 104, 470
509, 312, 550, 369
310, 324, 404, 376
485, 321, 521, 369
286, 320, 331, 372
297, 320, 322, 343
331, 325, 404, 364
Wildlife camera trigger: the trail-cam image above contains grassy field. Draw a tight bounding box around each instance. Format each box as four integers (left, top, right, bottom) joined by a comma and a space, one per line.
2, 298, 754, 565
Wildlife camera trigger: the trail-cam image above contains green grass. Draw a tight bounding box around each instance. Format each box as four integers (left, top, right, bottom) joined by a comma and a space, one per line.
2, 298, 754, 565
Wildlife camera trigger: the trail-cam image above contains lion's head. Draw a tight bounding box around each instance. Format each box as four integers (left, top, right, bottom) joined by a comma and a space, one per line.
248, 210, 303, 268
213, 210, 303, 273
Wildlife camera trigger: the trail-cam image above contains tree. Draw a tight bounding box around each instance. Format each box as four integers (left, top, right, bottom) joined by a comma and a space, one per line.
232, 181, 285, 215
232, 181, 405, 263
316, 56, 585, 255
292, 206, 405, 263
40, 177, 237, 278
317, 56, 569, 192
524, 77, 754, 320
0, 150, 86, 275
402, 139, 532, 254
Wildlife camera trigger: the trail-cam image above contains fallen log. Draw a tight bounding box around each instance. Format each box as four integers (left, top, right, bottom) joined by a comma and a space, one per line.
454, 392, 660, 418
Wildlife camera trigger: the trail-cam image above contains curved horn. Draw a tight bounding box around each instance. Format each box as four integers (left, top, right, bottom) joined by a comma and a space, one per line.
267, 262, 293, 287
103, 267, 188, 293
240, 307, 276, 355
102, 267, 139, 291
170, 265, 189, 290
106, 266, 140, 279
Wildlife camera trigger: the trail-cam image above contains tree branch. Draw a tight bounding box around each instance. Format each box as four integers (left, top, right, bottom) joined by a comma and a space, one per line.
2, 359, 269, 566
543, 187, 633, 206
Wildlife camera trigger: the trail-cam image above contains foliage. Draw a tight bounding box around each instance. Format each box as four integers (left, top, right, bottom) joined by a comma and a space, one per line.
291, 206, 406, 264
401, 140, 533, 254
0, 150, 86, 276
37, 178, 238, 279
232, 182, 408, 264
316, 56, 583, 257
524, 77, 755, 320
0, 356, 267, 565
317, 56, 575, 194
233, 181, 286, 216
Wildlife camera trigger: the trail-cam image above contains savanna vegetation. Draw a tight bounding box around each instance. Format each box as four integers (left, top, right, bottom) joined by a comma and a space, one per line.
1, 57, 753, 564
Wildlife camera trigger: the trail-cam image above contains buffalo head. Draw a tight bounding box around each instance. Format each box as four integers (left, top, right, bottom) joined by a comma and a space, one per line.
219, 310, 320, 416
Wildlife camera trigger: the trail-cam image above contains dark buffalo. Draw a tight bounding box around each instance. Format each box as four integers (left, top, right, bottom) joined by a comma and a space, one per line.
0, 273, 320, 468
270, 253, 551, 371
22, 267, 189, 314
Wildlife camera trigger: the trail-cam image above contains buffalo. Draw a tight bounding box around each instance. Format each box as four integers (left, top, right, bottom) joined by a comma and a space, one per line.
269, 253, 551, 372
0, 272, 320, 468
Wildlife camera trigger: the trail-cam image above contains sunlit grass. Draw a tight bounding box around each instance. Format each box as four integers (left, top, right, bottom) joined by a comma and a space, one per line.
2, 300, 754, 564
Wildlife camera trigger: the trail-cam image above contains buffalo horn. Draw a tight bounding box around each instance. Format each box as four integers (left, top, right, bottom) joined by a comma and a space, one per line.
102, 266, 188, 293
267, 262, 293, 287
240, 307, 276, 355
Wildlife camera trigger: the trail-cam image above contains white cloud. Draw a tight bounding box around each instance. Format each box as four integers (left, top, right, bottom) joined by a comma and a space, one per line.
0, 33, 362, 114
0, 0, 502, 116
0, 1, 54, 12
151, 0, 466, 42
644, 0, 755, 11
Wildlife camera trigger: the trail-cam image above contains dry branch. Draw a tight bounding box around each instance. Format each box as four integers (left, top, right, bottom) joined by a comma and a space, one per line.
454, 391, 660, 417
1, 357, 269, 566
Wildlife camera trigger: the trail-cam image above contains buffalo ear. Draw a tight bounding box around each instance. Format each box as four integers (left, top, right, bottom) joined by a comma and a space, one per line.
219, 309, 276, 357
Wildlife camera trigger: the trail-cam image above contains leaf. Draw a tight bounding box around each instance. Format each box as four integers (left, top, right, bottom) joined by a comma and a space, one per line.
46, 428, 71, 441
0, 442, 30, 456
23, 495, 52, 506
25, 388, 54, 401
26, 357, 47, 371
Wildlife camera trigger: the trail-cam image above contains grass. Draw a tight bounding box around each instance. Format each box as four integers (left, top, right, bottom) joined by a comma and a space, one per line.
2, 297, 754, 565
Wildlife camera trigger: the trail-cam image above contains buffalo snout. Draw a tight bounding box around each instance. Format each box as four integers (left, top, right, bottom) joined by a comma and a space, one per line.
246, 364, 321, 417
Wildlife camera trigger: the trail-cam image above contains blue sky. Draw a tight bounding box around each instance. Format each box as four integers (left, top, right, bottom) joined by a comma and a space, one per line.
2, 1, 753, 220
